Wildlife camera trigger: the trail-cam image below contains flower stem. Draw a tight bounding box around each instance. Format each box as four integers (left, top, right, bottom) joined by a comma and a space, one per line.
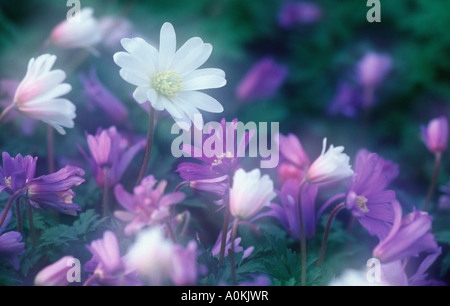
15, 198, 22, 233
165, 220, 176, 243
423, 152, 442, 211
0, 189, 24, 229
296, 179, 307, 286
219, 196, 231, 266
136, 106, 155, 186
47, 125, 55, 173
0, 103, 15, 126
83, 274, 97, 287
102, 167, 109, 217
318, 202, 345, 267
230, 218, 239, 285
27, 204, 36, 247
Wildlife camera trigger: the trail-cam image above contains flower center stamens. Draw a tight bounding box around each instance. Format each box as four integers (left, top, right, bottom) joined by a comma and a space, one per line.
355, 195, 369, 213
4, 176, 11, 189
212, 152, 234, 166
152, 70, 183, 97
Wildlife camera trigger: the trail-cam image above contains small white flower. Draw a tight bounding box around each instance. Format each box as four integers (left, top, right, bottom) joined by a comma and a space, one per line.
51, 7, 102, 50
13, 54, 76, 135
306, 138, 354, 184
127, 228, 174, 285
113, 22, 226, 130
230, 168, 276, 220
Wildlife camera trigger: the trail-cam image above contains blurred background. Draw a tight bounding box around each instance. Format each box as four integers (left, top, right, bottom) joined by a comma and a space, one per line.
0, 0, 449, 284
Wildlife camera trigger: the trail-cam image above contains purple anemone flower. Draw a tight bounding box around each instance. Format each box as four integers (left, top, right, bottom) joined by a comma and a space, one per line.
373, 200, 438, 263
0, 209, 25, 269
114, 175, 185, 236
379, 248, 445, 286
269, 179, 318, 240
79, 69, 128, 124
345, 149, 399, 239
0, 152, 37, 195
85, 231, 141, 286
34, 256, 77, 286
80, 126, 145, 188
176, 118, 253, 200
27, 165, 85, 216
357, 52, 392, 90
276, 133, 310, 184
236, 58, 288, 103
278, 1, 322, 28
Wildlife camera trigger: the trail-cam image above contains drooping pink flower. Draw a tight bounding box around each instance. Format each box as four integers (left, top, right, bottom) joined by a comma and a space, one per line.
421, 116, 448, 154
237, 57, 288, 103
13, 54, 76, 135
276, 133, 310, 183
114, 175, 185, 236
229, 169, 276, 220
51, 7, 102, 50
278, 1, 322, 28
34, 256, 77, 286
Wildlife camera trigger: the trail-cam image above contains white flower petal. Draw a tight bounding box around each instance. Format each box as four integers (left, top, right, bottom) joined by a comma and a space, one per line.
175, 43, 212, 76
177, 91, 223, 113
114, 52, 152, 79
158, 22, 176, 71
171, 97, 203, 129
133, 87, 149, 103
119, 69, 148, 87
183, 68, 226, 91
119, 38, 158, 73
171, 37, 204, 69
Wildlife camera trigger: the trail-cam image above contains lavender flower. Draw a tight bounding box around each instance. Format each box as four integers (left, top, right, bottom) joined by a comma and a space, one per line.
85, 231, 141, 286
176, 118, 253, 200
0, 152, 37, 195
276, 133, 310, 183
345, 149, 398, 239
278, 1, 322, 28
114, 175, 185, 236
0, 209, 25, 269
421, 116, 448, 154
269, 179, 318, 240
79, 69, 128, 124
171, 241, 198, 286
80, 126, 145, 188
373, 200, 438, 263
34, 256, 77, 286
27, 165, 85, 216
236, 58, 288, 102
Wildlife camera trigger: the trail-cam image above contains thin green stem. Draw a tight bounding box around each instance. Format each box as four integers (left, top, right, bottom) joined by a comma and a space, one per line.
15, 198, 22, 233
136, 106, 155, 186
47, 125, 55, 173
230, 218, 239, 285
318, 202, 345, 267
0, 103, 15, 126
423, 152, 442, 211
297, 179, 307, 286
102, 167, 109, 217
166, 220, 176, 243
219, 196, 231, 266
0, 189, 24, 229
27, 204, 36, 247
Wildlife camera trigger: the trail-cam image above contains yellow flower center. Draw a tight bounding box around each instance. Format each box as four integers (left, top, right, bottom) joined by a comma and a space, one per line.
4, 176, 11, 189
212, 152, 234, 166
152, 70, 183, 97
356, 195, 369, 213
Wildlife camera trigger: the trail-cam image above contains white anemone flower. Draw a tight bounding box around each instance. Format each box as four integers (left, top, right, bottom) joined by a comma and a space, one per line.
13, 54, 76, 135
230, 168, 276, 220
306, 138, 354, 184
113, 22, 226, 129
